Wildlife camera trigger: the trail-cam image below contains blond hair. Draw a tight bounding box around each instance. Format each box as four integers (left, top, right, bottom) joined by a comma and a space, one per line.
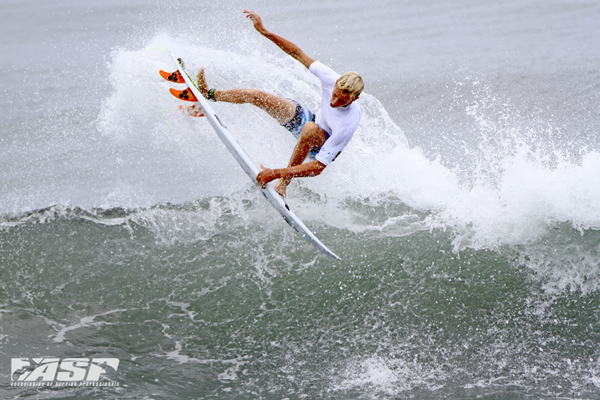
337, 72, 364, 99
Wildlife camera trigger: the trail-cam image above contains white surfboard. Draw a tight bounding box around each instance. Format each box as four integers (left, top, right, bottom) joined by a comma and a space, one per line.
169, 54, 340, 260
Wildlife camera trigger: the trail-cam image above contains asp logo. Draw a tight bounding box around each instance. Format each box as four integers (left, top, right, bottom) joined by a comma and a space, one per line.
11, 358, 120, 387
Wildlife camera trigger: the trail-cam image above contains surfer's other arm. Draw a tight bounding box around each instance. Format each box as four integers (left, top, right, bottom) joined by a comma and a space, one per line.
256, 161, 326, 189
243, 9, 316, 69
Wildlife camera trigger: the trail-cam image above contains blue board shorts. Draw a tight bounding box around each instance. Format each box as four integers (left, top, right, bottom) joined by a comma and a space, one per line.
281, 100, 322, 159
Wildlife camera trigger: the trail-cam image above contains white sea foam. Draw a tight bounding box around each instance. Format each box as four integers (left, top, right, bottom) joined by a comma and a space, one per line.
332, 355, 445, 395
53, 309, 129, 343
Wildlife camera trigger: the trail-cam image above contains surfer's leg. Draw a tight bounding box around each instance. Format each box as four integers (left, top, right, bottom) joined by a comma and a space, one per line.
220, 90, 297, 125
275, 122, 327, 197
196, 68, 296, 124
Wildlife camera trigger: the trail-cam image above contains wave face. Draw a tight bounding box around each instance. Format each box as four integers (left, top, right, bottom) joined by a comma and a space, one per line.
2, 0, 600, 398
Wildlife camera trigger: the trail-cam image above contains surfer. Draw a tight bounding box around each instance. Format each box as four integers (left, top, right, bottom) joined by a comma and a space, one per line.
195, 9, 363, 197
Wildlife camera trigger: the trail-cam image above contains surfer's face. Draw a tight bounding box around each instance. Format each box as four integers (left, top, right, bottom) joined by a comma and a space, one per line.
330, 83, 357, 108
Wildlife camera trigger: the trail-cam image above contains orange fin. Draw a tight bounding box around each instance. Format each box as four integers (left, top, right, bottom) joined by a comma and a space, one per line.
169, 87, 198, 102
159, 69, 185, 83
179, 104, 205, 117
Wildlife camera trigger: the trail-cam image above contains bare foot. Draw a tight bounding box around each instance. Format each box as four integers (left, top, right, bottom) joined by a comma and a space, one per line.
195, 67, 209, 98
274, 178, 290, 197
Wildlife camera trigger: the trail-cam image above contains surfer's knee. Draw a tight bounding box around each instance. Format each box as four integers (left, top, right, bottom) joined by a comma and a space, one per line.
300, 122, 326, 147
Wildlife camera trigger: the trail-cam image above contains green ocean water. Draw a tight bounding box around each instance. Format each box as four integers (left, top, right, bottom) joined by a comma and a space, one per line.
2, 202, 600, 399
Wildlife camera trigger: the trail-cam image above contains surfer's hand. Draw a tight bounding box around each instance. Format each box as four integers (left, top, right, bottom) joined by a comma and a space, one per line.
243, 9, 266, 33
257, 164, 276, 188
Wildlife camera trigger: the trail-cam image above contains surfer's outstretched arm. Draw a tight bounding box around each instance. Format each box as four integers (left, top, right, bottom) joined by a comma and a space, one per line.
256, 161, 326, 189
244, 9, 316, 69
